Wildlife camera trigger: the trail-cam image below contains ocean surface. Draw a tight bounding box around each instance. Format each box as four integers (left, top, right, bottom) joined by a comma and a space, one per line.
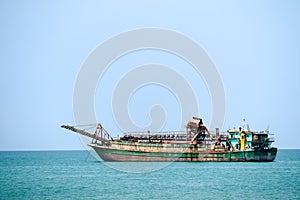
0, 150, 299, 200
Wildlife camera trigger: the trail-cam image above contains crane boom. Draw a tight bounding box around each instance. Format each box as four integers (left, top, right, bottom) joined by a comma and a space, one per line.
61, 124, 113, 144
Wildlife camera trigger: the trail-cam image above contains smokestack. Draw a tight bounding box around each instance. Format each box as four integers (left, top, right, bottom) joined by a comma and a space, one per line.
216, 128, 219, 138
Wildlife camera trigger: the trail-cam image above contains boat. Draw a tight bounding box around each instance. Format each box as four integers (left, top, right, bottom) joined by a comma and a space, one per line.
61, 117, 277, 162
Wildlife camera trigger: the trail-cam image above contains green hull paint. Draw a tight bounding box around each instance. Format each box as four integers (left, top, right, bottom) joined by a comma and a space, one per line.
89, 144, 277, 162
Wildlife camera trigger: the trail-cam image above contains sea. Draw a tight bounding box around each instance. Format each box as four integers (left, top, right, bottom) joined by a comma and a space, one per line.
0, 150, 299, 200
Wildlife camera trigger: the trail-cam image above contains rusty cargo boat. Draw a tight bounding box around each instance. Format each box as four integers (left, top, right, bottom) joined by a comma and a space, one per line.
61, 117, 277, 162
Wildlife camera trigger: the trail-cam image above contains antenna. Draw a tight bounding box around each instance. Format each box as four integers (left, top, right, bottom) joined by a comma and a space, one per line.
242, 118, 246, 130
265, 125, 270, 133
246, 124, 250, 131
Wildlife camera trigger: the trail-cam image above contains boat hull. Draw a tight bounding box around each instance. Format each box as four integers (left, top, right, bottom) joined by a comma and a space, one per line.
88, 144, 277, 162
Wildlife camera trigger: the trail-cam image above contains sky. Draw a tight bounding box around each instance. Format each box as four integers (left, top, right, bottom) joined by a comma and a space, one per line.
0, 0, 299, 150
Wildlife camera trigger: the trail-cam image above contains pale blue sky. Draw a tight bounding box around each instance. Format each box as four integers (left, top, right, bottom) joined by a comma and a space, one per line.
1, 0, 299, 150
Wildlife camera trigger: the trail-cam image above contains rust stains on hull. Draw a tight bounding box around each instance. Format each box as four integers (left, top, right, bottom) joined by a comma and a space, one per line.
88, 143, 277, 162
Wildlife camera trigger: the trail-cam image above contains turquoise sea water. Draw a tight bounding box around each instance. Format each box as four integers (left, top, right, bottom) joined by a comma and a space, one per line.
0, 150, 299, 199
